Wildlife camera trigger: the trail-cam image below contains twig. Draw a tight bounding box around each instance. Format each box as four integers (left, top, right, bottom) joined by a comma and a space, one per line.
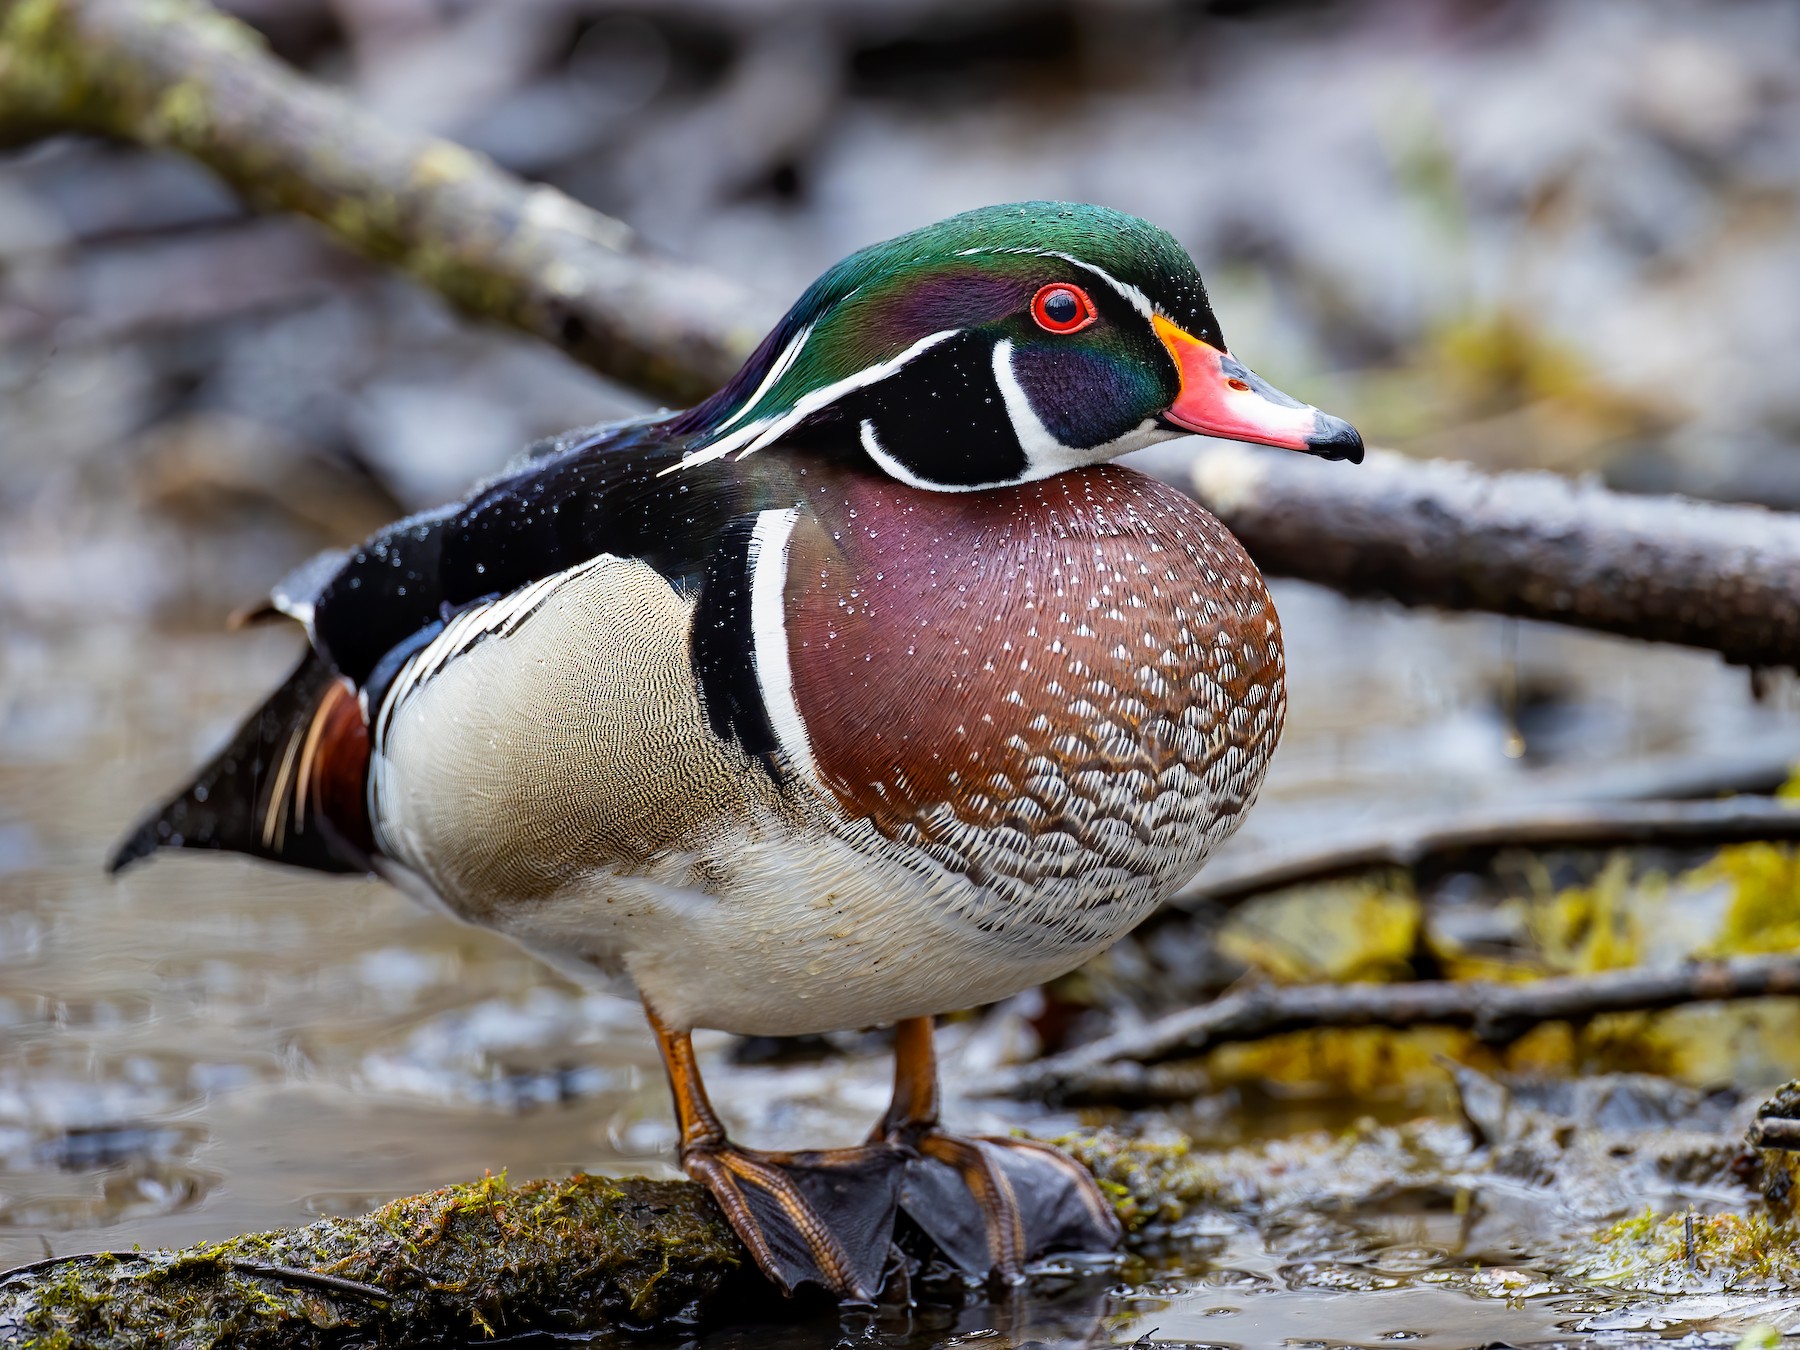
0, 0, 766, 405
225, 1260, 389, 1301
1134, 442, 1800, 672
0, 1250, 151, 1286
0, 1250, 387, 1302
1168, 797, 1800, 910
1748, 1118, 1800, 1151
991, 954, 1800, 1104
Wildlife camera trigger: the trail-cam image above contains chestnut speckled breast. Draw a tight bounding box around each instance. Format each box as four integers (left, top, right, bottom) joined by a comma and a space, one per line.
780, 465, 1285, 950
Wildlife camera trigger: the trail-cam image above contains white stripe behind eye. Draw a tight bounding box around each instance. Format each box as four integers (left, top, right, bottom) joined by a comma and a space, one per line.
746, 507, 820, 786
992, 337, 1064, 464
661, 328, 962, 475
1036, 251, 1155, 319
709, 322, 813, 437
948, 246, 1155, 320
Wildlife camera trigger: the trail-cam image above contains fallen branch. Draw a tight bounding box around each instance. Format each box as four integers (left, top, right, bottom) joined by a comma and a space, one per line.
1135, 442, 1800, 672
1168, 796, 1800, 910
0, 0, 765, 405
992, 954, 1800, 1104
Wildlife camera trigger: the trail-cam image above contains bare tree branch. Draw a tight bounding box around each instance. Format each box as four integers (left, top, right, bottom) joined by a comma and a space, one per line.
1133, 442, 1800, 672
991, 954, 1800, 1104
0, 0, 767, 405
1167, 796, 1800, 910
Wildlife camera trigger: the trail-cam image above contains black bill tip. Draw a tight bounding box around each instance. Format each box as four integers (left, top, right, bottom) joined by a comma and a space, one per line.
1306, 411, 1364, 464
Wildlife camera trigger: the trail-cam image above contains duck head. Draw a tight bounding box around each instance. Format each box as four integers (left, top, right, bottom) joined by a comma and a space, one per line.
669, 201, 1361, 490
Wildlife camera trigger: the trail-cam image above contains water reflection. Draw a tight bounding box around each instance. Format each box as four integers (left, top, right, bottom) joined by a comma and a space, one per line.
524, 1228, 1796, 1350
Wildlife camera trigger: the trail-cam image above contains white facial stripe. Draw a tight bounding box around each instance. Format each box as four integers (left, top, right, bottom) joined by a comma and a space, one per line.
947, 246, 1155, 320
1036, 251, 1155, 320
857, 417, 1017, 494
710, 322, 813, 437
992, 337, 1066, 464
746, 507, 821, 785
662, 328, 962, 475
992, 337, 1179, 482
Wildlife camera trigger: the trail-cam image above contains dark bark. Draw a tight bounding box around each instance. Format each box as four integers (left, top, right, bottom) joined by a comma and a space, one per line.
1133, 442, 1800, 671
1168, 796, 1800, 910
993, 954, 1800, 1105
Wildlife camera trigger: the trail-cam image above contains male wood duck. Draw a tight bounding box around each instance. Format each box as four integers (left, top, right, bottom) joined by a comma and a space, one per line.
115, 202, 1360, 1300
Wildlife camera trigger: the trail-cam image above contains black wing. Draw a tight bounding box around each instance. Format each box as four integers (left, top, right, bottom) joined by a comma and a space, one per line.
307, 417, 808, 693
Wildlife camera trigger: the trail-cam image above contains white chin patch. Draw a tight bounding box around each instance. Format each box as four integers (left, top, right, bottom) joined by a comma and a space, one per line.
991, 338, 1174, 483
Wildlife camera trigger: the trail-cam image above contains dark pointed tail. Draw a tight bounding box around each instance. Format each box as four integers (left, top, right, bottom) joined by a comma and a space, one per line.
111, 650, 375, 876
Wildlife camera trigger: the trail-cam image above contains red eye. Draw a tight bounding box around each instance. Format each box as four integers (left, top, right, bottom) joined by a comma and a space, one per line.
1030, 283, 1097, 334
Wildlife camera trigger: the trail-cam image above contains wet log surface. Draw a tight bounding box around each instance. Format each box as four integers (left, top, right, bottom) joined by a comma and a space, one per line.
3, 1097, 1790, 1348
0, 1172, 760, 1347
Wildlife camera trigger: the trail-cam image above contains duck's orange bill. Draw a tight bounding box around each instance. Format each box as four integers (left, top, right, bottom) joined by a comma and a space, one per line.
1153, 315, 1363, 462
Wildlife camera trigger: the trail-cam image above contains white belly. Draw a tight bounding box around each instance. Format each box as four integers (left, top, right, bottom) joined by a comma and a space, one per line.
457, 822, 1195, 1036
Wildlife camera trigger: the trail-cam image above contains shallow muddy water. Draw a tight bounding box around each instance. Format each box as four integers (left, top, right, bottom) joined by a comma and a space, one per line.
4, 572, 1800, 1346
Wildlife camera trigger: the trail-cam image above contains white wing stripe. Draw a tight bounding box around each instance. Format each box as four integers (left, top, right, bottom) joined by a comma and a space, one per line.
746, 507, 820, 785
373, 554, 617, 751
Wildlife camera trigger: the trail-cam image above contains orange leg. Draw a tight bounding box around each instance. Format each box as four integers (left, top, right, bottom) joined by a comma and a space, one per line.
645, 1003, 905, 1301
874, 1015, 1122, 1280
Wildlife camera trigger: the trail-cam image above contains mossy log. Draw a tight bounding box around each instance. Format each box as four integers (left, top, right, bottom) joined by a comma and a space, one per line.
0, 1174, 757, 1347
0, 1138, 1221, 1349
0, 0, 765, 405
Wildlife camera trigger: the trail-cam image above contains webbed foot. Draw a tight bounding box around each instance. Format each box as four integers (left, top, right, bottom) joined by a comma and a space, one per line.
887, 1128, 1121, 1279
681, 1139, 907, 1300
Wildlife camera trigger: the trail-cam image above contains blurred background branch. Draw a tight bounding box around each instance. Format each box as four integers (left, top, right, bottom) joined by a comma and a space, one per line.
994, 953, 1800, 1105
0, 0, 764, 405
3, 0, 1796, 669
1138, 443, 1800, 671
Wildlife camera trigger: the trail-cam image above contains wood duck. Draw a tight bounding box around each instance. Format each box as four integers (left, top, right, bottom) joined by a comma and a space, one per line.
114, 202, 1360, 1300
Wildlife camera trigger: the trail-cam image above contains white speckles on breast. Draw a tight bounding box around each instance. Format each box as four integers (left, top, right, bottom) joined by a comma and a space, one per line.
784, 464, 1286, 962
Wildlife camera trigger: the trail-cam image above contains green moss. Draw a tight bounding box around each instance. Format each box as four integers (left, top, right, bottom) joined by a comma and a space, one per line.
1571, 1209, 1800, 1291
1, 1174, 757, 1348
147, 77, 213, 145
1215, 877, 1420, 984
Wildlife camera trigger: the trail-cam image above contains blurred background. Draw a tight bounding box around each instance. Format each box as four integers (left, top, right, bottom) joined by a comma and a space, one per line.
3, 0, 1800, 1338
